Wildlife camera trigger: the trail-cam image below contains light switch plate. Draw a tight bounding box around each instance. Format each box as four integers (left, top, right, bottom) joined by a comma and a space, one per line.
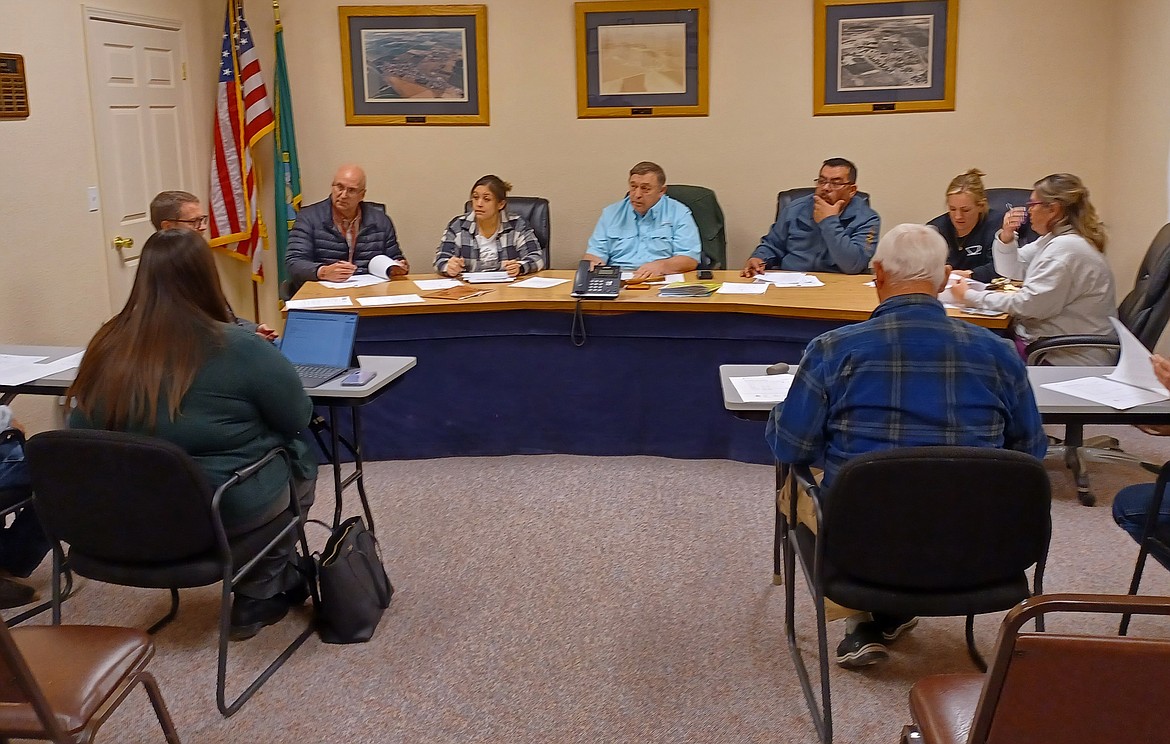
86, 186, 100, 212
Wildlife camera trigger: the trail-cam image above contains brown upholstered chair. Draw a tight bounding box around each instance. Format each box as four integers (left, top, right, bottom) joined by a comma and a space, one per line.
0, 621, 180, 743
903, 593, 1170, 744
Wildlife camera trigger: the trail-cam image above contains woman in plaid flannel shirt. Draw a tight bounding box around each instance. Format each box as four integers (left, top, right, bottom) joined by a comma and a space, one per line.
434, 175, 545, 278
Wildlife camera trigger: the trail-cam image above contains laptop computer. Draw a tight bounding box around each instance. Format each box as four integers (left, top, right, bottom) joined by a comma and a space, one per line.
280, 310, 359, 388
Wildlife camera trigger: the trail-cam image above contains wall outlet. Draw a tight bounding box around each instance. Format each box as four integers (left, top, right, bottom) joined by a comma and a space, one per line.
86, 186, 100, 212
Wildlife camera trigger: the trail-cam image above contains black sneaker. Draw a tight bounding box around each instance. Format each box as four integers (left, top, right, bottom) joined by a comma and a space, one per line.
835, 623, 888, 669
229, 594, 291, 641
872, 614, 918, 642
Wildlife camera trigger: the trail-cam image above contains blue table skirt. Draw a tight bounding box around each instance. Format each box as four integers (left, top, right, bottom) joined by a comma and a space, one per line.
354, 310, 849, 465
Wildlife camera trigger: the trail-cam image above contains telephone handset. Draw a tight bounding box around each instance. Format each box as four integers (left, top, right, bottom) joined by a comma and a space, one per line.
571, 259, 621, 299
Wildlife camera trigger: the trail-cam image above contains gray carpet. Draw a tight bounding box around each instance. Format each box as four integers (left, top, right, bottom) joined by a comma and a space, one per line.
10, 425, 1170, 743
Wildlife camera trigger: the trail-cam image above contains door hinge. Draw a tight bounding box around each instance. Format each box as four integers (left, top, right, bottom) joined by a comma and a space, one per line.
182, 62, 187, 80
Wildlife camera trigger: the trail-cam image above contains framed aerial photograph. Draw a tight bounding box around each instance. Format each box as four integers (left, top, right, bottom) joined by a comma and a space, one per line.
575, 0, 708, 119
814, 0, 958, 116
338, 5, 488, 126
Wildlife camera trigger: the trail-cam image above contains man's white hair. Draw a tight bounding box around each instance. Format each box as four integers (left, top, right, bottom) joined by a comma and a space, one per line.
871, 223, 947, 287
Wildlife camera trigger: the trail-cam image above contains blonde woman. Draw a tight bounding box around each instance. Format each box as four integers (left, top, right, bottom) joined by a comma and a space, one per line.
951, 173, 1116, 364
927, 169, 1035, 283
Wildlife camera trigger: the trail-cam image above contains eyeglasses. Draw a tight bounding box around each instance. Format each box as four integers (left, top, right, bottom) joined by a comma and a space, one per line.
814, 178, 854, 189
332, 183, 365, 198
1025, 200, 1046, 209
174, 215, 209, 228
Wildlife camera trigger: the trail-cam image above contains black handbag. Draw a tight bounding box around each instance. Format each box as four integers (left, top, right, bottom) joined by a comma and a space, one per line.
314, 515, 393, 644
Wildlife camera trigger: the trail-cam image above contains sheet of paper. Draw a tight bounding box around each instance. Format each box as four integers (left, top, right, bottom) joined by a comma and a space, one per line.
729, 374, 795, 403
356, 294, 425, 306
413, 278, 461, 291
318, 274, 388, 290
463, 271, 513, 284
754, 272, 824, 288
284, 296, 354, 310
617, 272, 685, 285
1041, 377, 1169, 410
0, 351, 85, 386
716, 282, 770, 295
1105, 316, 1169, 395
509, 277, 569, 289
0, 354, 47, 370
938, 274, 987, 305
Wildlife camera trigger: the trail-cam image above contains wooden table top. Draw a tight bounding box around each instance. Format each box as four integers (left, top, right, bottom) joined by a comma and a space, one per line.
289, 270, 1010, 328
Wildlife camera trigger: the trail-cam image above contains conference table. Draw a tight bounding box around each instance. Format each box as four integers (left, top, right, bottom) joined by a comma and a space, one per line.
0, 345, 416, 521
289, 270, 1008, 464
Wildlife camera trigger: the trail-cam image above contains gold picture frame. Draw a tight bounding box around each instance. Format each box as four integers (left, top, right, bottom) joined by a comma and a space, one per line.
574, 0, 709, 119
814, 0, 958, 116
339, 5, 489, 126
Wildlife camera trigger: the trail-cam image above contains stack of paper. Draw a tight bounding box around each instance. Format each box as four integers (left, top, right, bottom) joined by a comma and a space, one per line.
318, 274, 388, 290
463, 271, 514, 283
729, 374, 795, 403
754, 272, 825, 288
1039, 318, 1170, 409
657, 282, 720, 298
285, 296, 353, 310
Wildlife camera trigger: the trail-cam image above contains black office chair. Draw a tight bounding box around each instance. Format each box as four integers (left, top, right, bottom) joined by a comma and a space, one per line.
780, 447, 1051, 744
1026, 223, 1170, 504
25, 429, 319, 718
463, 196, 551, 268
983, 187, 1032, 217
665, 184, 726, 270
775, 187, 874, 222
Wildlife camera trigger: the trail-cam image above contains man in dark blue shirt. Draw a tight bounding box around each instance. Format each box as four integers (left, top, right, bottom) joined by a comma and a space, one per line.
743, 158, 880, 275
766, 223, 1046, 669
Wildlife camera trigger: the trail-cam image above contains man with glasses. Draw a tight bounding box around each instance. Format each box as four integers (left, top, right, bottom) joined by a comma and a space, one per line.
741, 157, 880, 276
286, 164, 409, 291
149, 190, 277, 340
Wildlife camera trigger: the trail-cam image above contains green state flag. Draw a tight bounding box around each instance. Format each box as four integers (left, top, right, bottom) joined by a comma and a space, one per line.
273, 20, 301, 288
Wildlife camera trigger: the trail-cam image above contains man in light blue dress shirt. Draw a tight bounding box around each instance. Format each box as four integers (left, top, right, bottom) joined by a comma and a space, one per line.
584, 162, 701, 280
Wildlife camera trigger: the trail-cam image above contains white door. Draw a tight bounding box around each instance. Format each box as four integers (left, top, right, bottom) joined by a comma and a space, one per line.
84, 9, 195, 310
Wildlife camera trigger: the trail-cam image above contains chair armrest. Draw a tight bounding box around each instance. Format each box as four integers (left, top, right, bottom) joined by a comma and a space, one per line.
1025, 334, 1119, 365
210, 446, 291, 512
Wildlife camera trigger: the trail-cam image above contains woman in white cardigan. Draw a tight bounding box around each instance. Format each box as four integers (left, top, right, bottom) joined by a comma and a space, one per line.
951, 173, 1116, 365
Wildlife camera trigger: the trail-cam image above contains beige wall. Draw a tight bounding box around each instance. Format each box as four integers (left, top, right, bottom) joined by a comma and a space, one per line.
1, 0, 1168, 428
280, 0, 1118, 274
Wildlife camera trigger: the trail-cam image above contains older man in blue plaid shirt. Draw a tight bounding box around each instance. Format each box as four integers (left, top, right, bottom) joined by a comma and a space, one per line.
766, 223, 1046, 669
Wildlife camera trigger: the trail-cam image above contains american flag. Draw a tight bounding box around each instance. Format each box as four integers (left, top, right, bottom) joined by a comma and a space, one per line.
208, 0, 274, 280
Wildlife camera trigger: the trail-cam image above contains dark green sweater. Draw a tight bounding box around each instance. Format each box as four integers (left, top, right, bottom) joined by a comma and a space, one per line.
70, 324, 317, 527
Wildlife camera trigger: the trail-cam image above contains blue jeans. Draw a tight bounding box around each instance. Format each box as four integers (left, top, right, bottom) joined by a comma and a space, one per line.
0, 434, 50, 577
1113, 483, 1170, 571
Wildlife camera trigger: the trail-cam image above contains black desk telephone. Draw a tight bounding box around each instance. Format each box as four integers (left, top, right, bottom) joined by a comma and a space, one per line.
571, 260, 621, 299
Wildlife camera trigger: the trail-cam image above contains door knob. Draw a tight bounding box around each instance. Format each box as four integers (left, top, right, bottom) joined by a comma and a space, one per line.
112, 236, 133, 250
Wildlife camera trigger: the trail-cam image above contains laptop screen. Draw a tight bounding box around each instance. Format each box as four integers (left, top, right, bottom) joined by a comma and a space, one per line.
279, 310, 358, 367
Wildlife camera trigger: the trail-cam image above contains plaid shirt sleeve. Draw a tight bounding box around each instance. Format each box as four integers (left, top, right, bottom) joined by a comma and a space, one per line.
510, 220, 545, 275
1002, 357, 1049, 460
435, 217, 475, 274
765, 342, 829, 467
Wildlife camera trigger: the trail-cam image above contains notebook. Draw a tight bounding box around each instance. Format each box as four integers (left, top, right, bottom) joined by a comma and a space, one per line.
279, 310, 359, 388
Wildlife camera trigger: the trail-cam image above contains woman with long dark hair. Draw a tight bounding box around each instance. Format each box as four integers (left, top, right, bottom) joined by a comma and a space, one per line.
69, 228, 316, 640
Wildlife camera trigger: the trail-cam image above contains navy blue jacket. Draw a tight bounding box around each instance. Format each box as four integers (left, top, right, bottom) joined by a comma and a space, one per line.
286, 198, 404, 287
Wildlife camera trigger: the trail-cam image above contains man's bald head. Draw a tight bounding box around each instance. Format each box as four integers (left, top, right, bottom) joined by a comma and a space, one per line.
330, 164, 367, 217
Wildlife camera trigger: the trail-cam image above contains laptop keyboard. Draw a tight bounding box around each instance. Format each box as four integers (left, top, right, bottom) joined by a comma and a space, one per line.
294, 363, 344, 379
